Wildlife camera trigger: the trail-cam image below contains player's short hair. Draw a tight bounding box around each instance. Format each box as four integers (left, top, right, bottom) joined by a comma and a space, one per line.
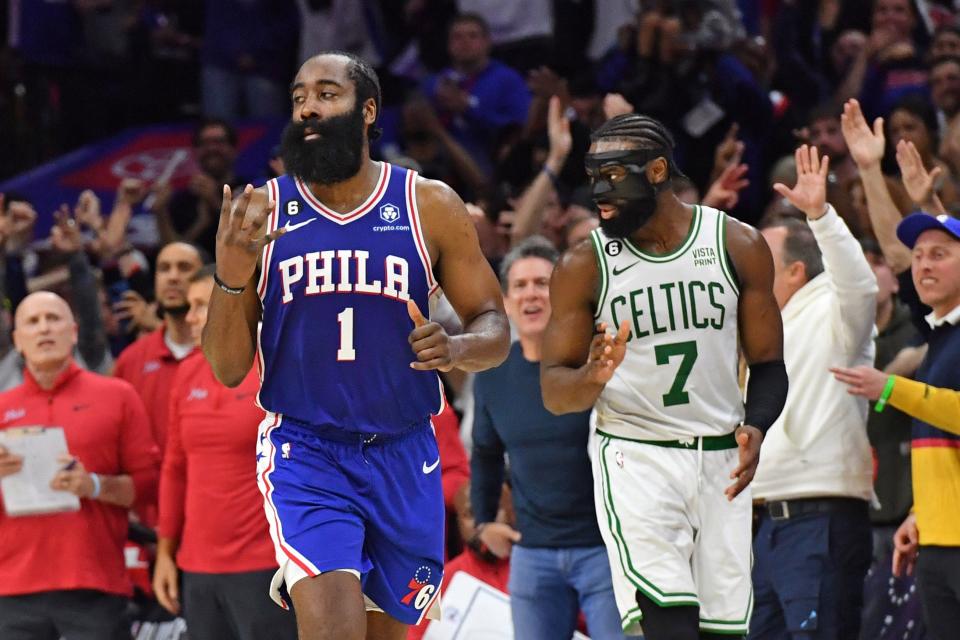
192, 117, 237, 148
190, 263, 218, 283
761, 216, 824, 281
591, 113, 681, 182
450, 13, 490, 37
499, 236, 559, 292
312, 50, 383, 142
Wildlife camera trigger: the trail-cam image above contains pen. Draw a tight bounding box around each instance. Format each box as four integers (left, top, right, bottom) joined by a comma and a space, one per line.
61, 458, 77, 472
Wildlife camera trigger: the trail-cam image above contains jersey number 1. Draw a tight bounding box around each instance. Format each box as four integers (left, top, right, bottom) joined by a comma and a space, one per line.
337, 307, 356, 361
654, 341, 698, 406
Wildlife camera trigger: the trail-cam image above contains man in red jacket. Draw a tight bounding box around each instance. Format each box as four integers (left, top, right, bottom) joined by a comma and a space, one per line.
0, 291, 159, 639
114, 241, 204, 461
153, 265, 297, 639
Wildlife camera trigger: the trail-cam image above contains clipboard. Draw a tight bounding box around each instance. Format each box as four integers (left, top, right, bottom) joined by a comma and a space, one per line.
423, 571, 591, 639
0, 426, 81, 516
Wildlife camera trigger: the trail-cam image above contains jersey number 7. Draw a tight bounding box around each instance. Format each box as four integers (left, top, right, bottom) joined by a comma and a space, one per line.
654, 341, 698, 407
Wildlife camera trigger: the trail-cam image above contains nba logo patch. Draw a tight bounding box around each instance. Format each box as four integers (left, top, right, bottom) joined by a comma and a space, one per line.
379, 203, 400, 223
281, 442, 291, 459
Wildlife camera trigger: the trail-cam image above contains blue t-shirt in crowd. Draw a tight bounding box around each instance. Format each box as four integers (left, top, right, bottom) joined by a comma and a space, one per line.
471, 341, 603, 549
421, 60, 530, 175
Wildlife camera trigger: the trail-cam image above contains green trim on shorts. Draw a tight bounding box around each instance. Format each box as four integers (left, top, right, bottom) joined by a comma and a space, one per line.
597, 438, 700, 608
698, 587, 754, 634
621, 605, 643, 631
596, 429, 738, 450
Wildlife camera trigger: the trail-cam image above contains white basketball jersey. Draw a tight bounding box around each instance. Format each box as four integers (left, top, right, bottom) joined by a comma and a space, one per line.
591, 205, 744, 440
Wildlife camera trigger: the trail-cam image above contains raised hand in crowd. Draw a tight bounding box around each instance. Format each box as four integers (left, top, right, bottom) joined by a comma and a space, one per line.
841, 99, 885, 170
50, 204, 85, 254
113, 289, 160, 335
4, 198, 37, 255
602, 93, 634, 120
703, 162, 750, 210
188, 173, 221, 210
841, 98, 913, 273
773, 144, 830, 219
710, 123, 744, 184
510, 95, 571, 247
896, 139, 948, 215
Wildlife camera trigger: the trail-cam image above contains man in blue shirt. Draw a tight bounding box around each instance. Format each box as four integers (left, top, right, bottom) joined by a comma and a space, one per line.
471, 236, 626, 639
421, 13, 531, 176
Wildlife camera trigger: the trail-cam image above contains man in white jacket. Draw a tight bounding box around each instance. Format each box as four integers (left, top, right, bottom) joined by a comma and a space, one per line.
749, 145, 878, 640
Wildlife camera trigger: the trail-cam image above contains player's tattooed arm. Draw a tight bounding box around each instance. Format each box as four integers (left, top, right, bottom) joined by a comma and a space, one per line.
414, 178, 510, 372
540, 241, 630, 414
204, 185, 281, 387
725, 218, 786, 499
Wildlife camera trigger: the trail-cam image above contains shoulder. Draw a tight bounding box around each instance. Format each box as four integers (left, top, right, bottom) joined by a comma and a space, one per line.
724, 216, 773, 280
556, 236, 600, 279
414, 176, 467, 215
78, 369, 140, 398
116, 328, 164, 365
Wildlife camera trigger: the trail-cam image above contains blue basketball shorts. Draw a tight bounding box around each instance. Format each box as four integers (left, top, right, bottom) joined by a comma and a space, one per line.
255, 411, 445, 625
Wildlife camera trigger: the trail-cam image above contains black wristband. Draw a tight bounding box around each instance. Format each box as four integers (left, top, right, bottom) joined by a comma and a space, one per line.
214, 273, 246, 295
744, 360, 788, 435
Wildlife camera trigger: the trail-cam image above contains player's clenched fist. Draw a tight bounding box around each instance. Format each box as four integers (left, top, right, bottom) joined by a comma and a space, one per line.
215, 184, 282, 289
407, 300, 459, 372
584, 321, 630, 385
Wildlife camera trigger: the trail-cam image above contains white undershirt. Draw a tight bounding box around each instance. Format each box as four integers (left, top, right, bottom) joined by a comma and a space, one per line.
164, 329, 194, 361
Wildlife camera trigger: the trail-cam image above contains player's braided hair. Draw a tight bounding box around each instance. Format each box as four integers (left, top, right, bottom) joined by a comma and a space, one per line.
590, 113, 681, 180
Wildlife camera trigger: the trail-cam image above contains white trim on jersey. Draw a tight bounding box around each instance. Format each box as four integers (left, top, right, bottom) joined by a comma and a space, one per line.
257, 178, 280, 301
257, 412, 322, 609
404, 169, 440, 297
294, 163, 390, 225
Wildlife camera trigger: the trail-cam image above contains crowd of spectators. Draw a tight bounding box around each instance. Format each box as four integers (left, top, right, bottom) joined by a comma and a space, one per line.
0, 0, 959, 639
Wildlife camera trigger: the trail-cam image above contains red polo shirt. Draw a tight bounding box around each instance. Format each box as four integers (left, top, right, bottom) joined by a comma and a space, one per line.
0, 362, 159, 596
158, 353, 276, 574
114, 327, 193, 461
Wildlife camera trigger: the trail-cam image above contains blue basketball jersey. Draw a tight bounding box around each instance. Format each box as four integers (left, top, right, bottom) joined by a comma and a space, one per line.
256, 164, 444, 435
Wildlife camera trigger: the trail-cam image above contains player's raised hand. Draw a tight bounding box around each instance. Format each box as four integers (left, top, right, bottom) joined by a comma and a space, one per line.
841, 98, 885, 170
725, 425, 763, 500
584, 321, 630, 385
407, 299, 459, 372
215, 184, 282, 289
772, 144, 829, 219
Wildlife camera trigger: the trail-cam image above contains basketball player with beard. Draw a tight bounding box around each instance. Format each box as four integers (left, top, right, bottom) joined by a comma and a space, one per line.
540, 114, 788, 639
203, 52, 510, 640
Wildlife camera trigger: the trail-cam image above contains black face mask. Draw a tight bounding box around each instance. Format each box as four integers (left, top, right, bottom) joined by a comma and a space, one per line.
280, 101, 366, 185
586, 149, 667, 238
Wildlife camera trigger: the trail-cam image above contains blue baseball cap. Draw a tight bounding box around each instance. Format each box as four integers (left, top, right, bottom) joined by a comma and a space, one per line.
896, 212, 960, 248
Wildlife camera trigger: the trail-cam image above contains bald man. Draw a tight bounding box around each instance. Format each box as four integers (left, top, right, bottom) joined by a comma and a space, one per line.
0, 292, 159, 640
114, 241, 204, 463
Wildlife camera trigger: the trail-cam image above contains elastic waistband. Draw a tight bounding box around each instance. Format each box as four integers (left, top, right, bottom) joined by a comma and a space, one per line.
275, 414, 430, 445
596, 429, 738, 450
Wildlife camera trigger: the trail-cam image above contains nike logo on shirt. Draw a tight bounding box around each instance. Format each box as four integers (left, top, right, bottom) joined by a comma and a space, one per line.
612, 261, 641, 276
422, 457, 440, 474
283, 218, 316, 234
